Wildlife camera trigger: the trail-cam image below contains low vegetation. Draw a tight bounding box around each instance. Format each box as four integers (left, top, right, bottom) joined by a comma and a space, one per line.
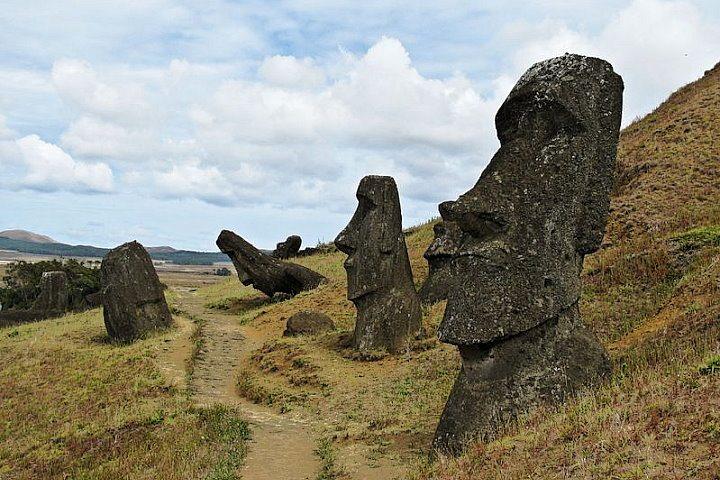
0, 307, 249, 479
0, 259, 100, 310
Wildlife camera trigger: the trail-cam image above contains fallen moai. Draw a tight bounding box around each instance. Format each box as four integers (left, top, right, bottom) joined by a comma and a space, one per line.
272, 235, 302, 259
216, 230, 326, 298
433, 54, 623, 454
101, 241, 173, 342
418, 202, 462, 305
335, 175, 422, 354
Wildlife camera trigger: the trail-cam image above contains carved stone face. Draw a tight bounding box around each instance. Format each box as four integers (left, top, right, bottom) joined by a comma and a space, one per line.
438, 54, 623, 346
335, 176, 403, 301
424, 202, 462, 261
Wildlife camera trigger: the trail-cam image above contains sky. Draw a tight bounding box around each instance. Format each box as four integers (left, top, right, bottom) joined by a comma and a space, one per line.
0, 0, 718, 251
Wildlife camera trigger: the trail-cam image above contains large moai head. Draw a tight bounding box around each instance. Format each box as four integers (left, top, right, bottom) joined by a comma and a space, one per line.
433, 54, 623, 454
438, 54, 624, 346
335, 175, 421, 353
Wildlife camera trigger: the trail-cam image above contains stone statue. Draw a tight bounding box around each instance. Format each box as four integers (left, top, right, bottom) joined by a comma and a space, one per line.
216, 230, 326, 298
335, 175, 422, 354
101, 241, 173, 342
273, 235, 302, 259
419, 202, 462, 304
433, 54, 624, 454
33, 271, 69, 314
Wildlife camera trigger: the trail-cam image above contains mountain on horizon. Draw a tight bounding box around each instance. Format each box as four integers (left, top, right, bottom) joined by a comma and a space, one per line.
0, 229, 57, 244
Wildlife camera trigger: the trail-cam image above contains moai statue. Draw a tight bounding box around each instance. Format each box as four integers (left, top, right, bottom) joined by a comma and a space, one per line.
335, 175, 422, 354
101, 241, 173, 342
433, 54, 623, 454
418, 202, 462, 305
33, 271, 70, 314
273, 235, 303, 259
216, 230, 326, 298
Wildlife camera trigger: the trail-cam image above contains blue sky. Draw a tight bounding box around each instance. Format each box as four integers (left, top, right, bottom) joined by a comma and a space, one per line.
1, 0, 718, 250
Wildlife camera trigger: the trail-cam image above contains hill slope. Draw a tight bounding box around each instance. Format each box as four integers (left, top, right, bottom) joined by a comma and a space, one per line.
0, 229, 57, 244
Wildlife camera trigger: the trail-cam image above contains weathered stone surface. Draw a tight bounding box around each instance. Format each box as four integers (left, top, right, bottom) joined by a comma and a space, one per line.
33, 271, 69, 313
273, 235, 302, 259
84, 291, 103, 309
335, 175, 422, 354
216, 230, 326, 297
101, 241, 173, 342
433, 54, 623, 454
419, 203, 462, 305
283, 310, 335, 336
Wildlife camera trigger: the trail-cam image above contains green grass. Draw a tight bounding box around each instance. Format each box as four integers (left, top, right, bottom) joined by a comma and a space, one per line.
672, 225, 720, 250
0, 309, 249, 479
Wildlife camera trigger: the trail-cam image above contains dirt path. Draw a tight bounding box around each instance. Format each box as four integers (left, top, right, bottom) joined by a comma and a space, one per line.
172, 288, 320, 480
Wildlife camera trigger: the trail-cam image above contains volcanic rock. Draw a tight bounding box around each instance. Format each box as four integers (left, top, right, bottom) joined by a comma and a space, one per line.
100, 241, 173, 342
335, 175, 422, 354
433, 54, 623, 454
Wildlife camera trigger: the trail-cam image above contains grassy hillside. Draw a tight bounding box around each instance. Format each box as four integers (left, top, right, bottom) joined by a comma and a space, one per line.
0, 309, 250, 479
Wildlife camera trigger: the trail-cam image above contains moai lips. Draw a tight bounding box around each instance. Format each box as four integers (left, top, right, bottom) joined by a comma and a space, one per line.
433, 54, 623, 454
335, 175, 422, 354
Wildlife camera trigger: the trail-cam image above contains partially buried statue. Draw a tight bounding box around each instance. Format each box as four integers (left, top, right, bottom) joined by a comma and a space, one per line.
433, 54, 624, 454
418, 202, 462, 305
217, 230, 326, 298
335, 175, 422, 354
101, 241, 173, 342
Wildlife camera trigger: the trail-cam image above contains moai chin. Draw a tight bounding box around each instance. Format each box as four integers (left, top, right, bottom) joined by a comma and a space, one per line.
433, 54, 624, 454
335, 175, 422, 354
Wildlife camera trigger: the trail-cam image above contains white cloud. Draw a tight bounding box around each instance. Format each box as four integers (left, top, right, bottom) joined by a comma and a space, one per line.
15, 134, 114, 193
0, 114, 15, 140
497, 0, 720, 123
259, 55, 326, 89
153, 160, 234, 206
52, 58, 151, 125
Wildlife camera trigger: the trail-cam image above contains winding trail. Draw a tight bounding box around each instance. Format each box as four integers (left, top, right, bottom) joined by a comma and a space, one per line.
173, 287, 320, 480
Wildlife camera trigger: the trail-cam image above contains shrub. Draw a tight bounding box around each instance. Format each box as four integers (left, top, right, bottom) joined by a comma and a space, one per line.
0, 259, 100, 310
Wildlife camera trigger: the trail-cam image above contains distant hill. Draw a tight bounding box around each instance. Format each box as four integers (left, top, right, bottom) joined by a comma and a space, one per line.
0, 236, 228, 265
0, 229, 57, 244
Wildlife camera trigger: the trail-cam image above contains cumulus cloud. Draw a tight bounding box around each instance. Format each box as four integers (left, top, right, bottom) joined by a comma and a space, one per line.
14, 135, 114, 193
0, 114, 15, 140
497, 0, 720, 122
52, 58, 151, 125
259, 55, 326, 89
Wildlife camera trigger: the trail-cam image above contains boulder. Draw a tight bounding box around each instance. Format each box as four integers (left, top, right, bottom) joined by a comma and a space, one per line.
216, 230, 326, 298
433, 54, 623, 454
335, 175, 422, 354
101, 241, 173, 342
283, 310, 335, 336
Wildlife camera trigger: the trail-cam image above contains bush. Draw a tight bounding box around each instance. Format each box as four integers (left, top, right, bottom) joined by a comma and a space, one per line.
0, 259, 100, 311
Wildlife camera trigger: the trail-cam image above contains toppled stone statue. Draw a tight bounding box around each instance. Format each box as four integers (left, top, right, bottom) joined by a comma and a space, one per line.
216, 230, 326, 298
273, 235, 302, 259
335, 175, 422, 354
284, 310, 335, 337
418, 202, 462, 305
33, 271, 70, 314
433, 54, 623, 454
101, 241, 173, 342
